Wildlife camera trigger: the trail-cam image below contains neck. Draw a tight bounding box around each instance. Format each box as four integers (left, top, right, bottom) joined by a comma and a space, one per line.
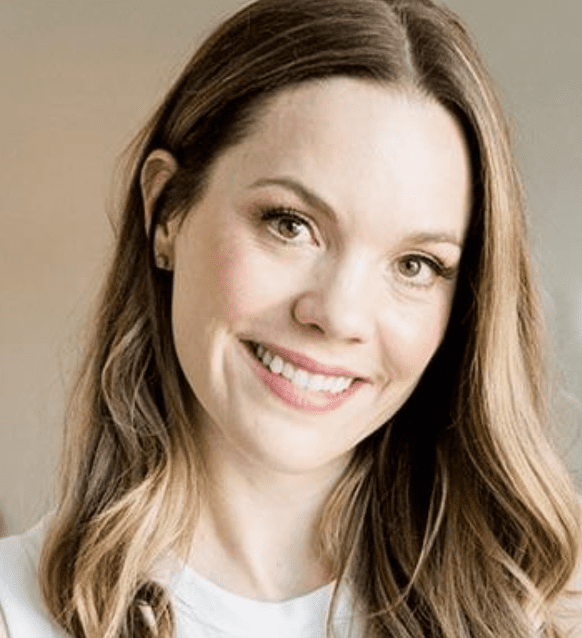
187, 426, 346, 601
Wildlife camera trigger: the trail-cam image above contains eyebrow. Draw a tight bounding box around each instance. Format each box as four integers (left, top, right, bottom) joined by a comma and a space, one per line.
250, 176, 463, 248
403, 232, 463, 249
250, 177, 337, 221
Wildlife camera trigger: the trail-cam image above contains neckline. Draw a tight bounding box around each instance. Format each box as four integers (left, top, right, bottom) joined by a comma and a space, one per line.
167, 563, 337, 636
180, 562, 336, 603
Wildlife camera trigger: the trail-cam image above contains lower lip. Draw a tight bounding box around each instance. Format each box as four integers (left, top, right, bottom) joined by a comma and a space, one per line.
242, 341, 365, 413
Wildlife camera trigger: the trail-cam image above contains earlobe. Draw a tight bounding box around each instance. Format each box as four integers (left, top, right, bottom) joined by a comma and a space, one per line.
152, 215, 180, 271
140, 149, 179, 236
141, 149, 180, 270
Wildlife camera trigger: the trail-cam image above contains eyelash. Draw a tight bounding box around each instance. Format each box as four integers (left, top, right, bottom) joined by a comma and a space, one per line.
259, 208, 317, 244
258, 207, 458, 286
395, 254, 458, 288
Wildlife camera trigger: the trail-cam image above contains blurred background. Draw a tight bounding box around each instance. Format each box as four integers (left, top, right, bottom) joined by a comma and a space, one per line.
1, 0, 581, 535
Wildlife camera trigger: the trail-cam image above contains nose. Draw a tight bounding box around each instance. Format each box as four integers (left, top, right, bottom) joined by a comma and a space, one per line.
292, 253, 374, 343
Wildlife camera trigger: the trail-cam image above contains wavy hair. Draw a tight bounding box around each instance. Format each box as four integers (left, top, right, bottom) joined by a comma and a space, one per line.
39, 0, 580, 636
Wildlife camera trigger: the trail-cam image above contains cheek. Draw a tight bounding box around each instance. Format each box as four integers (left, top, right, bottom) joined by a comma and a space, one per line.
379, 297, 452, 376
192, 230, 298, 325
213, 242, 269, 321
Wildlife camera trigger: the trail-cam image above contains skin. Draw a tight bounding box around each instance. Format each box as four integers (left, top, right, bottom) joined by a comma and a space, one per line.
142, 78, 472, 601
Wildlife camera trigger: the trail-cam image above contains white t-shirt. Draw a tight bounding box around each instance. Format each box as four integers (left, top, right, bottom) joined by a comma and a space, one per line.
0, 519, 362, 638
2, 518, 581, 637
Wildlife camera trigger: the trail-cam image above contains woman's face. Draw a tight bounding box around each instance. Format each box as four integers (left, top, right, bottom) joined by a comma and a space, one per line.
167, 78, 471, 476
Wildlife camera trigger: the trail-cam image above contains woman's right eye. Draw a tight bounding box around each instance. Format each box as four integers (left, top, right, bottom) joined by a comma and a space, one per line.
260, 209, 316, 244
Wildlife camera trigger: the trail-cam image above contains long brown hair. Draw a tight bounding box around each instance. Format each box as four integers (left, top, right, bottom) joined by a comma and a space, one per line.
40, 0, 580, 636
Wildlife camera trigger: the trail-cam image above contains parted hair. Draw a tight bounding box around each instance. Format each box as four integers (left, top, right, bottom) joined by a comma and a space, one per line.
39, 0, 580, 636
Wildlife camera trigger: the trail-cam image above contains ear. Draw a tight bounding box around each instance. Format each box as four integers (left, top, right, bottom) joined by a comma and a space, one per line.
141, 149, 179, 233
140, 149, 179, 269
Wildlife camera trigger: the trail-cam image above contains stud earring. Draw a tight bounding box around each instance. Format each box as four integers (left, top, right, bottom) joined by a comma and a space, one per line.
155, 253, 171, 270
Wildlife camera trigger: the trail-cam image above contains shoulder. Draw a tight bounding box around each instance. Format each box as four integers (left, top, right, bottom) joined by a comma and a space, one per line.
0, 518, 69, 638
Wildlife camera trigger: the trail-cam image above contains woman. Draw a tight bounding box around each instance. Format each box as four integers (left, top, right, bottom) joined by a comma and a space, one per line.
0, 0, 580, 636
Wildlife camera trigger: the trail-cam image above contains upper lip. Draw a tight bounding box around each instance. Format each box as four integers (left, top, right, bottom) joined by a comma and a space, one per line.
248, 340, 368, 380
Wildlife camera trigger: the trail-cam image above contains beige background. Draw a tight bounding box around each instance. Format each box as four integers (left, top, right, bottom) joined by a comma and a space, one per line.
1, 0, 581, 535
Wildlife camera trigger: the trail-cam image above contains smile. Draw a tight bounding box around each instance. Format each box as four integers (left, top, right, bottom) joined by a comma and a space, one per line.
253, 343, 354, 394
243, 340, 366, 413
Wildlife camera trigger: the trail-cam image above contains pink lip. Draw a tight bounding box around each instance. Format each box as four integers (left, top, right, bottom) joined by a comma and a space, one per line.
253, 341, 366, 380
242, 341, 367, 413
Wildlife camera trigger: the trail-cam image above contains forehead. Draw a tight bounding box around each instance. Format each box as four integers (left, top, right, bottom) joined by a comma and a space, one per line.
213, 78, 472, 240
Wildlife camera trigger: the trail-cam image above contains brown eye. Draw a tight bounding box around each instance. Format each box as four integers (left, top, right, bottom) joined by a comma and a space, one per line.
276, 216, 305, 239
395, 254, 447, 288
260, 209, 315, 243
398, 257, 423, 278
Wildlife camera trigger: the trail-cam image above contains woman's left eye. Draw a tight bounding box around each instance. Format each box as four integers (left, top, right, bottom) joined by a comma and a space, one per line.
261, 209, 315, 243
395, 255, 451, 287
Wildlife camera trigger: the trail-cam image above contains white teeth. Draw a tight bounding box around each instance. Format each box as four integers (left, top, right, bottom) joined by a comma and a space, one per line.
282, 361, 295, 381
329, 377, 341, 394
268, 355, 284, 375
331, 378, 348, 394
322, 377, 336, 392
307, 374, 326, 392
293, 369, 309, 390
331, 376, 347, 393
254, 343, 354, 394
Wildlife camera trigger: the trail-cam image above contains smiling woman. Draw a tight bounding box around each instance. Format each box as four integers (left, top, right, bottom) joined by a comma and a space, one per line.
155, 81, 471, 475
0, 0, 580, 637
